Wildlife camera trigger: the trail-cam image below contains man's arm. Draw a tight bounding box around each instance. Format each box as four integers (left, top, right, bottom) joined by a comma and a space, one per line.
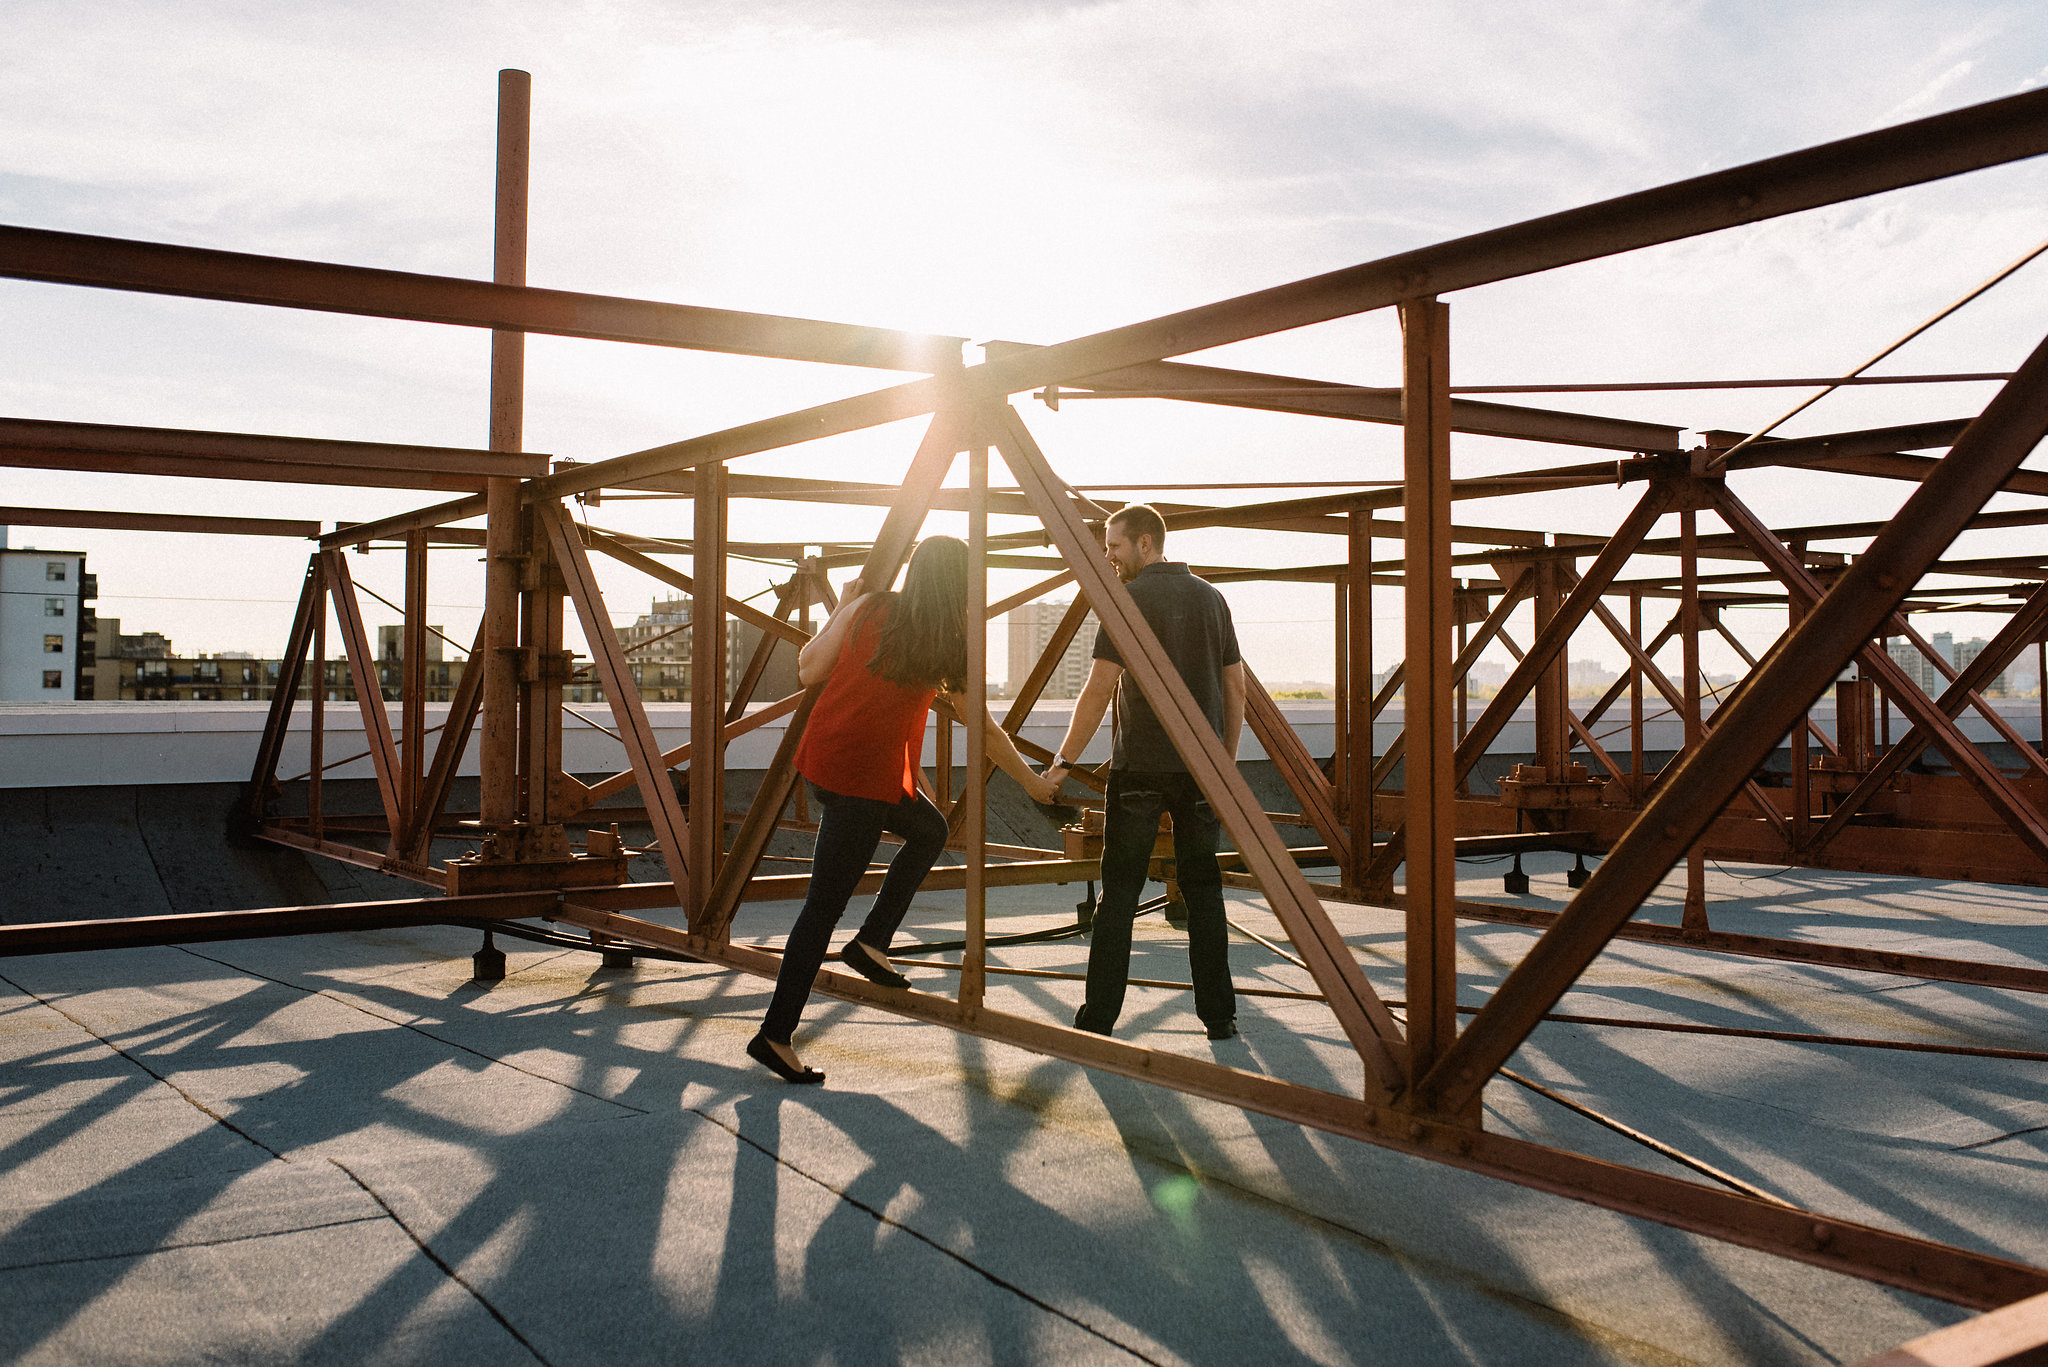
1221, 660, 1245, 761
1045, 658, 1120, 783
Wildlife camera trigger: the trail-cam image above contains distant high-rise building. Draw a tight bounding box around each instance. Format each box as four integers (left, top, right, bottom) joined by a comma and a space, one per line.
1885, 630, 2008, 696
1007, 601, 1098, 700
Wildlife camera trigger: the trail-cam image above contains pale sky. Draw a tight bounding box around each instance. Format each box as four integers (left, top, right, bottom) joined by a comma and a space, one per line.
5, 0, 2047, 686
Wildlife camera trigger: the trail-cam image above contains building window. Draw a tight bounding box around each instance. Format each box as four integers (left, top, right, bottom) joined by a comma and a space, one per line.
46, 562, 66, 581
44, 634, 64, 653
42, 670, 62, 689
45, 598, 65, 617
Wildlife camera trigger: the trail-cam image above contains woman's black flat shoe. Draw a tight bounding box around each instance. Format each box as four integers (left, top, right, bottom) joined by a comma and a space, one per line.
838, 940, 911, 989
748, 1033, 824, 1085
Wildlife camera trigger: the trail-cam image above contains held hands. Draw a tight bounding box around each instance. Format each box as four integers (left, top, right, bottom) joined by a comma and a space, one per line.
1025, 763, 1068, 806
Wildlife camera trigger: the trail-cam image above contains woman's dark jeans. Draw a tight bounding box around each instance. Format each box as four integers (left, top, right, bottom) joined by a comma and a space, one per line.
759, 781, 950, 1044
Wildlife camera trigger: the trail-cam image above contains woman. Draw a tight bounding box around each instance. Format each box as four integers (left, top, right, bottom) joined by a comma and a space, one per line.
748, 536, 1061, 1084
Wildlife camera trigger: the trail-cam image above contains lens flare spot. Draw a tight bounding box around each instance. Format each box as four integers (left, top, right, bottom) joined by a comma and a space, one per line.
1151, 1173, 1200, 1224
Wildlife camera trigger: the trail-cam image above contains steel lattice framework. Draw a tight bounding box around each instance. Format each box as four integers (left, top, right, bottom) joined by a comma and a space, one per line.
6, 70, 2048, 1359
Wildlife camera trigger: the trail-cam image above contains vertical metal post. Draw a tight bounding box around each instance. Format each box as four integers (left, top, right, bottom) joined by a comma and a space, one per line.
1791, 654, 1811, 851
1455, 587, 1470, 796
1882, 636, 1893, 748
1629, 589, 1645, 801
310, 561, 327, 842
401, 529, 427, 838
689, 460, 728, 911
1333, 576, 1349, 815
1400, 296, 1457, 1084
795, 558, 818, 828
934, 699, 954, 816
963, 444, 989, 1009
480, 67, 530, 833
1345, 511, 1373, 889
1533, 551, 1567, 778
1789, 542, 1813, 847
1680, 507, 1707, 934
521, 534, 565, 830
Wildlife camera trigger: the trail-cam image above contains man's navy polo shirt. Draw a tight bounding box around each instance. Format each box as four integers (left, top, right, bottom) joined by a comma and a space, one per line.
1091, 561, 1241, 773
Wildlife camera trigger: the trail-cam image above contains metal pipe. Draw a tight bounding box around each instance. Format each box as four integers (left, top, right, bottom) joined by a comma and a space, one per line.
479, 68, 529, 832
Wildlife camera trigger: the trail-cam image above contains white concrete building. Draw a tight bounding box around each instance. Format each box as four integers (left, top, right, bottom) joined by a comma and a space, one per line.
0, 533, 93, 702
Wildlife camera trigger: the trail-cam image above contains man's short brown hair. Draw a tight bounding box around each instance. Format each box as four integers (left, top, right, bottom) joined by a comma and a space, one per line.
1108, 503, 1166, 552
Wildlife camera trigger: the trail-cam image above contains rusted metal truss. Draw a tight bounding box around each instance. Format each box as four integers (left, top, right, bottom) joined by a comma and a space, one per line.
8, 68, 2048, 1341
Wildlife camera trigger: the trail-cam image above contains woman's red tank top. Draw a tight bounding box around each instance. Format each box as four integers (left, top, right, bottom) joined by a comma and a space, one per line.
794, 600, 937, 803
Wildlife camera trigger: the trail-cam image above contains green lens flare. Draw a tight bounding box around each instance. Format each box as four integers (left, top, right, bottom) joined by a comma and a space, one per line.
1151, 1173, 1199, 1222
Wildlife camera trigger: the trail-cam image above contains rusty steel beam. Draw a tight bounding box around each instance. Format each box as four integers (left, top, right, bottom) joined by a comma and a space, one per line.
1241, 662, 1352, 871
980, 343, 1686, 453
0, 416, 543, 485
1712, 418, 1970, 467
1146, 473, 1613, 537
1412, 326, 2048, 1120
1437, 897, 2048, 996
399, 532, 428, 842
538, 501, 693, 906
1401, 298, 1460, 1084
320, 550, 404, 839
0, 892, 560, 957
0, 505, 320, 538
478, 67, 530, 842
623, 470, 1051, 519
401, 617, 489, 866
961, 443, 992, 1006
0, 229, 964, 373
988, 569, 1078, 619
325, 494, 489, 549
242, 558, 324, 828
689, 461, 729, 912
1851, 1287, 2048, 1366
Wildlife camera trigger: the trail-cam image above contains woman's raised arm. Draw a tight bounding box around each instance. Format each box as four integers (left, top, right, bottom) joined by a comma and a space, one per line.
940, 693, 1061, 805
795, 579, 869, 687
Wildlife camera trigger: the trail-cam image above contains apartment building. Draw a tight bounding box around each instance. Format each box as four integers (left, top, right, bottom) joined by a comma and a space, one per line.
1005, 600, 1099, 699
1885, 631, 2010, 696
0, 536, 95, 701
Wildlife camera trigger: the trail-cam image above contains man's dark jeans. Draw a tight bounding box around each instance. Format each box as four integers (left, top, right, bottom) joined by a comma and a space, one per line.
760, 781, 948, 1044
1076, 770, 1234, 1033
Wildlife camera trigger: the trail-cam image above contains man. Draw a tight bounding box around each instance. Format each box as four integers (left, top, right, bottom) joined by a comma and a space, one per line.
1043, 504, 1245, 1041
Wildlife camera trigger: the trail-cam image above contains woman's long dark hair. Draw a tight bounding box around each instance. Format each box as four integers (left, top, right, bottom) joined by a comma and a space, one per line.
869, 535, 968, 693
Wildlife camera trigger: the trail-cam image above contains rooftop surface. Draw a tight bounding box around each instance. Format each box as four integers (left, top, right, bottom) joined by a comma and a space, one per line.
4, 839, 2044, 1365
9, 697, 2040, 789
